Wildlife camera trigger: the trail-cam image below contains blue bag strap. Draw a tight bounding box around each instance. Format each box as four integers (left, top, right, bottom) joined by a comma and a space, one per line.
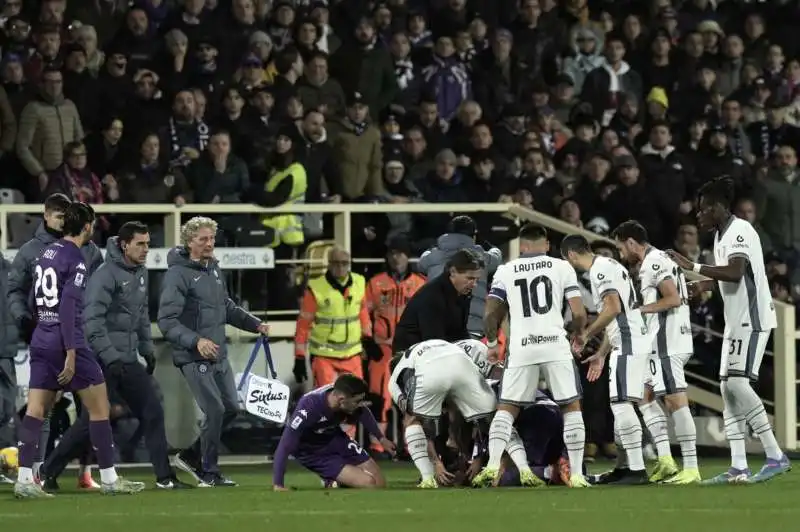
237, 336, 264, 391
262, 336, 278, 380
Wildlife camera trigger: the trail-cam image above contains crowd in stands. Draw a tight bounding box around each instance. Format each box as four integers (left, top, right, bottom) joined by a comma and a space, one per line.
1, 0, 800, 366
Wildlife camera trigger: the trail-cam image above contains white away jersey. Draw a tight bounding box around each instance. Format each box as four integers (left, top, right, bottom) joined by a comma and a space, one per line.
489, 254, 580, 366
589, 256, 649, 353
639, 247, 693, 356
713, 217, 776, 333
389, 339, 469, 403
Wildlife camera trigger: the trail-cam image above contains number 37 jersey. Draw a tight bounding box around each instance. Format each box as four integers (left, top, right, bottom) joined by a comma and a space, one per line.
589, 256, 649, 354
489, 254, 581, 367
30, 239, 89, 351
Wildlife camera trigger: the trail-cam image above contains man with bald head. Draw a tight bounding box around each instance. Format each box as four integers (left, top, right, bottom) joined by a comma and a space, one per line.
294, 246, 373, 388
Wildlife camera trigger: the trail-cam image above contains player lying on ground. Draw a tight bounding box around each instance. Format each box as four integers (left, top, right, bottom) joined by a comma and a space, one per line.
14, 203, 144, 498
272, 374, 395, 490
668, 177, 790, 484
390, 339, 498, 488
472, 224, 590, 488
613, 221, 701, 485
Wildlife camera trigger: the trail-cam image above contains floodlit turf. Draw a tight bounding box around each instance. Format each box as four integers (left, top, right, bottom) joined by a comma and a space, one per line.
0, 460, 797, 532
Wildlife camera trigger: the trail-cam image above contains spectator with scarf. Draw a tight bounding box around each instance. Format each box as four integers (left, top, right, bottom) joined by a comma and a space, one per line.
158, 89, 210, 167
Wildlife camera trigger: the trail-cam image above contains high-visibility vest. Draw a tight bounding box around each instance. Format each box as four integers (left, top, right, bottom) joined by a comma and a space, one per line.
307, 274, 366, 359
261, 162, 307, 247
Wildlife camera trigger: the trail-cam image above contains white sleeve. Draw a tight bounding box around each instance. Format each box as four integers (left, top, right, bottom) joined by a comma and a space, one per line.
648, 254, 673, 289
562, 262, 581, 300
592, 260, 616, 299
488, 264, 510, 302
725, 223, 754, 262
389, 364, 404, 404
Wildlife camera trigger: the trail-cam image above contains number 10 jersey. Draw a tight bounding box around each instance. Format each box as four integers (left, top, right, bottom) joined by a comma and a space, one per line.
489, 254, 581, 367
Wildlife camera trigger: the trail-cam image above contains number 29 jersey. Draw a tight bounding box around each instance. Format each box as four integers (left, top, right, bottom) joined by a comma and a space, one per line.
589, 256, 649, 354
30, 239, 89, 352
489, 254, 581, 367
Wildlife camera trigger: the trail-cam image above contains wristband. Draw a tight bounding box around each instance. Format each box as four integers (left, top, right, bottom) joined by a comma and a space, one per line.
486, 339, 498, 348
692, 263, 702, 274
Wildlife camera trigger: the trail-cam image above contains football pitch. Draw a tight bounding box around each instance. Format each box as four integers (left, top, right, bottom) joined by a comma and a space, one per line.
0, 460, 797, 532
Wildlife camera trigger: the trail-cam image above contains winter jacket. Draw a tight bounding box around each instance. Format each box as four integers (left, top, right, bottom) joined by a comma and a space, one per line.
561, 26, 605, 94
16, 94, 84, 176
418, 233, 502, 337
327, 118, 384, 200
0, 256, 16, 358
84, 237, 153, 365
421, 56, 471, 121
157, 247, 261, 366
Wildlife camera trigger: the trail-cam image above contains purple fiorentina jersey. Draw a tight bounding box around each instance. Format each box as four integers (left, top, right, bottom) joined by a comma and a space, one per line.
290, 385, 356, 450
30, 239, 89, 352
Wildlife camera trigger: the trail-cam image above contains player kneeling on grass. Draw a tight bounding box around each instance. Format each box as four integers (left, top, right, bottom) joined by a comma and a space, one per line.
272, 374, 394, 490
14, 203, 144, 498
390, 339, 497, 489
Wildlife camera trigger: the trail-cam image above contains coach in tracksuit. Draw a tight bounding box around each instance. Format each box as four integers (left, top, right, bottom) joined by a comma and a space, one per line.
0, 252, 18, 449
158, 216, 268, 488
38, 223, 190, 490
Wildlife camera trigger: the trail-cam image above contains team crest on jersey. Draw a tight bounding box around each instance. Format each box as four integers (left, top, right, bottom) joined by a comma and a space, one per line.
652, 263, 660, 270
736, 235, 744, 243
76, 263, 86, 271
140, 277, 145, 285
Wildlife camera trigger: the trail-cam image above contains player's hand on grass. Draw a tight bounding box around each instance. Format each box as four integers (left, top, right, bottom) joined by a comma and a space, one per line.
379, 437, 396, 455
582, 351, 606, 382
434, 461, 455, 486
197, 338, 219, 359
466, 459, 483, 481
665, 250, 692, 270
58, 351, 76, 386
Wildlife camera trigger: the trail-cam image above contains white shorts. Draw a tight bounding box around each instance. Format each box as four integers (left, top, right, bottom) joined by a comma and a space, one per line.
720, 330, 771, 381
608, 348, 648, 403
646, 352, 692, 396
405, 352, 496, 421
499, 359, 582, 406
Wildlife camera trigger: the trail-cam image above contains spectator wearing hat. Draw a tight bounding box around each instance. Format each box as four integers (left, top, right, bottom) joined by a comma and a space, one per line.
328, 92, 383, 200
72, 25, 105, 78
330, 16, 397, 115
238, 53, 267, 91
16, 67, 84, 195
644, 86, 669, 125
190, 36, 227, 104
696, 20, 724, 66
580, 33, 643, 127
296, 51, 346, 120
1, 53, 29, 118
421, 34, 471, 122
742, 75, 772, 125
746, 96, 800, 160
604, 154, 664, 246
692, 122, 751, 197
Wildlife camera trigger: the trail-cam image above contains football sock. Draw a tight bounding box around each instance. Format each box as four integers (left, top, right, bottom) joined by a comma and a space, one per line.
562, 411, 586, 476
17, 416, 43, 484
671, 406, 698, 469
89, 421, 118, 484
729, 377, 783, 460
506, 430, 531, 474
721, 382, 749, 470
639, 401, 672, 459
404, 425, 434, 481
613, 428, 628, 469
611, 402, 644, 471
487, 410, 515, 470
35, 413, 51, 464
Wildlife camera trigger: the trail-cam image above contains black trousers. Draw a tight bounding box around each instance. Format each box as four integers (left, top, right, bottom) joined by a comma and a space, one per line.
580, 358, 614, 446
43, 362, 173, 482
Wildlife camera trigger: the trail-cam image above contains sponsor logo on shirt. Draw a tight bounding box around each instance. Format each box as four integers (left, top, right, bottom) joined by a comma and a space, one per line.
521, 334, 560, 346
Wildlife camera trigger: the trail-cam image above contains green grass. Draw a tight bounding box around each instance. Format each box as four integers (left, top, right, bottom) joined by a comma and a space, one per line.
0, 460, 797, 532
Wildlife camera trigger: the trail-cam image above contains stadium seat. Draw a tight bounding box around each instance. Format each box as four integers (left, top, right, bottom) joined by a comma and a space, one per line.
0, 189, 37, 247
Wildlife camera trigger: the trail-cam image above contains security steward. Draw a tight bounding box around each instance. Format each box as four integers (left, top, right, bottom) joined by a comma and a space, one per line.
294, 246, 373, 387
364, 237, 425, 452
393, 249, 484, 354
250, 126, 308, 248
38, 222, 192, 490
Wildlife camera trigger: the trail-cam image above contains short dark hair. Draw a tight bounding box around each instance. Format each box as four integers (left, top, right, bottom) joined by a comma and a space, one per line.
519, 223, 547, 242
275, 46, 300, 75
448, 215, 477, 237
611, 220, 648, 244
62, 202, 95, 237
560, 234, 591, 256
332, 374, 369, 397
118, 221, 149, 244
44, 193, 71, 213
697, 176, 735, 208
446, 248, 484, 272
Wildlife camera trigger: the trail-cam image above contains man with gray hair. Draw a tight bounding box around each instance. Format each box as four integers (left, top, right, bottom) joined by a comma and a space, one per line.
158, 216, 269, 487
418, 215, 502, 340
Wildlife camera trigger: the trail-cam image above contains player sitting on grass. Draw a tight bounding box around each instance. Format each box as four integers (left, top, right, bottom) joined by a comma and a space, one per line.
272, 374, 395, 490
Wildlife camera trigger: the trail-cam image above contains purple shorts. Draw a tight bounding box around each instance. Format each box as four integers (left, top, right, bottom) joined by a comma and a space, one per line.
295, 433, 371, 481
28, 347, 105, 392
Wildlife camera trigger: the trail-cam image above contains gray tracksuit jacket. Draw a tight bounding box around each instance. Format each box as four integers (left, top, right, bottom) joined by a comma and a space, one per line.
84, 237, 153, 365
0, 256, 16, 358
418, 233, 502, 337
157, 247, 261, 366
8, 222, 103, 324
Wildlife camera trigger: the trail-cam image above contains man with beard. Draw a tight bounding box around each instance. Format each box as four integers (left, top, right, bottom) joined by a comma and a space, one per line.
16, 67, 83, 194
693, 124, 751, 197
158, 89, 210, 167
